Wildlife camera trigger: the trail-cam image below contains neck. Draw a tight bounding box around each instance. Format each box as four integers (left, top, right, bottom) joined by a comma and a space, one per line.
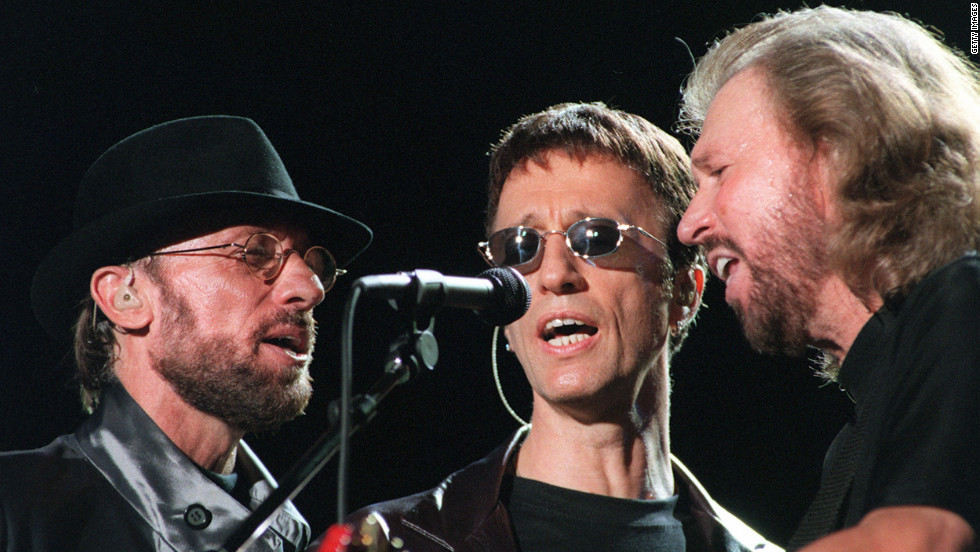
807, 274, 883, 364
114, 346, 243, 474
516, 371, 673, 500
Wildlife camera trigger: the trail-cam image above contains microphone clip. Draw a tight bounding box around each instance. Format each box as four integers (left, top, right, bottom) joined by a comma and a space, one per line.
384, 327, 439, 382
382, 269, 453, 329
383, 271, 443, 383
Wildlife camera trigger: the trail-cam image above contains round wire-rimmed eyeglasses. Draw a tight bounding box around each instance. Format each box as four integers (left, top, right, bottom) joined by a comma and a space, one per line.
149, 232, 345, 292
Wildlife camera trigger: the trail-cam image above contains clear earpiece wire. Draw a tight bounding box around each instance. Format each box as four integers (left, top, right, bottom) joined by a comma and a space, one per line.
492, 325, 530, 427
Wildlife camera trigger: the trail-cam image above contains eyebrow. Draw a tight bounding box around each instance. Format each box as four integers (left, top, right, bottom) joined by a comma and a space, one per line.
505, 210, 610, 229
690, 148, 714, 171
244, 227, 313, 249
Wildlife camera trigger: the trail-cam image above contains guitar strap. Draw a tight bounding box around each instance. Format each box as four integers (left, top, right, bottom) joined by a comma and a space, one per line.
786, 419, 862, 550
788, 365, 885, 552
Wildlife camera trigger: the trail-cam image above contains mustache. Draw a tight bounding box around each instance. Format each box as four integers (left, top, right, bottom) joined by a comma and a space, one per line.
701, 236, 746, 259
251, 310, 317, 347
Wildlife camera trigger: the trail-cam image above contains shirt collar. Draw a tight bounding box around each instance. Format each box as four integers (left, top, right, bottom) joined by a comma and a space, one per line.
73, 382, 309, 551
837, 306, 895, 405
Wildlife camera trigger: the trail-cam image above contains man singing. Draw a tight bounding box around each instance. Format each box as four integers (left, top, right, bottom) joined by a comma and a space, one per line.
321, 102, 778, 552
0, 116, 372, 551
677, 6, 979, 551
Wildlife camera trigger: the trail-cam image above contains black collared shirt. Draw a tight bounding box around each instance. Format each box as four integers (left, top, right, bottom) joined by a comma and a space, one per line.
830, 253, 980, 534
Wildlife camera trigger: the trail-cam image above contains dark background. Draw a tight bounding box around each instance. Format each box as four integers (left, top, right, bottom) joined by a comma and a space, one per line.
1, 1, 973, 546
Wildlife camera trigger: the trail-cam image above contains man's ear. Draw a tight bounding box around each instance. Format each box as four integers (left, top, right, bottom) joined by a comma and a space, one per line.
503, 325, 515, 349
90, 266, 153, 331
669, 265, 705, 332
811, 138, 840, 222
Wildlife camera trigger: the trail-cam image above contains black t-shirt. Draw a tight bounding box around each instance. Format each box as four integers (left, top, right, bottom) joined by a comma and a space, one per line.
507, 475, 686, 552
831, 254, 979, 533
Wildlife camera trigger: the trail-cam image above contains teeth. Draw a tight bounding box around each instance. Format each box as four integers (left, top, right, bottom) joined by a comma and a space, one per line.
716, 257, 732, 281
543, 318, 594, 347
545, 318, 586, 330
547, 333, 590, 347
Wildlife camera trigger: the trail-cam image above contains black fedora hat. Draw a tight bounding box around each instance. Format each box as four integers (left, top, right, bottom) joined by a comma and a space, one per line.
31, 115, 372, 341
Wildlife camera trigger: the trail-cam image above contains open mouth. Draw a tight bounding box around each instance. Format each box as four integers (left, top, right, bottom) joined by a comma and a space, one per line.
261, 331, 310, 358
263, 336, 301, 353
712, 255, 738, 283
542, 318, 598, 347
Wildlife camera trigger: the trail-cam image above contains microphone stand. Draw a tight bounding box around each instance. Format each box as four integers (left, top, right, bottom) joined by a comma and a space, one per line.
219, 279, 440, 552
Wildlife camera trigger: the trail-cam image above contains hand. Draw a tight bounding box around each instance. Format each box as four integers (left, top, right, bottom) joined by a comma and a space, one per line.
800, 506, 975, 552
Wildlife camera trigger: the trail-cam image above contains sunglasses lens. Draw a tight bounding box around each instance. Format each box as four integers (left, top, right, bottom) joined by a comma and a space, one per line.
489, 227, 541, 267
304, 247, 339, 290
567, 219, 622, 258
243, 234, 283, 279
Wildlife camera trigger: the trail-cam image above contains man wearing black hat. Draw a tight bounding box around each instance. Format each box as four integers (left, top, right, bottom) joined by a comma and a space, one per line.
0, 116, 372, 552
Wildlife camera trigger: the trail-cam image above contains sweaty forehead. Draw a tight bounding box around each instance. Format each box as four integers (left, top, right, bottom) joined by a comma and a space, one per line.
691, 69, 786, 167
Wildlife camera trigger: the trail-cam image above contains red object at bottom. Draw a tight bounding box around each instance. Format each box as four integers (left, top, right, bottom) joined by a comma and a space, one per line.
317, 523, 354, 552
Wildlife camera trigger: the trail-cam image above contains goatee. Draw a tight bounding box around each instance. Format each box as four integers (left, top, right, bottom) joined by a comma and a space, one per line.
150, 286, 316, 433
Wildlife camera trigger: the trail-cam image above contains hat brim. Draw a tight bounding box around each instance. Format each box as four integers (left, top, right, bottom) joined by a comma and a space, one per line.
31, 190, 372, 342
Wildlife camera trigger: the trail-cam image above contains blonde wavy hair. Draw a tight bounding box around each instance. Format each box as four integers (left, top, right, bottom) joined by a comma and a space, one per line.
679, 6, 980, 303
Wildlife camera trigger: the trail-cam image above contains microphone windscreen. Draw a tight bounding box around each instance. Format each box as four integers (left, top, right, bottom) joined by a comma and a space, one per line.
477, 267, 532, 326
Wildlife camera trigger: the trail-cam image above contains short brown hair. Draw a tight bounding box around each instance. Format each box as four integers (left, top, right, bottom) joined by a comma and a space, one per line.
680, 6, 980, 303
73, 298, 116, 414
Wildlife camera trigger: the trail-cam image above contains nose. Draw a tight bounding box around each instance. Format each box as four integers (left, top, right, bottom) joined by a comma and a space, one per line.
271, 252, 326, 309
535, 233, 586, 295
677, 186, 715, 246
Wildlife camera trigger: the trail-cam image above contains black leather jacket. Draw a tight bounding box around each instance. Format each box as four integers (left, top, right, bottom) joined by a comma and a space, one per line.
0, 383, 309, 552
325, 428, 780, 552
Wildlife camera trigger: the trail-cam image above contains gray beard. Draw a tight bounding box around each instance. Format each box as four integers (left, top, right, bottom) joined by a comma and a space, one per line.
149, 285, 315, 434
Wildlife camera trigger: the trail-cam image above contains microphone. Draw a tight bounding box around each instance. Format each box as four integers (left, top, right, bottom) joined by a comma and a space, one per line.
354, 267, 531, 326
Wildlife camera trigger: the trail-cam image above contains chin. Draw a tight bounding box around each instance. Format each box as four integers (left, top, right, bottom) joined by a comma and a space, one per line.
541, 379, 618, 408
